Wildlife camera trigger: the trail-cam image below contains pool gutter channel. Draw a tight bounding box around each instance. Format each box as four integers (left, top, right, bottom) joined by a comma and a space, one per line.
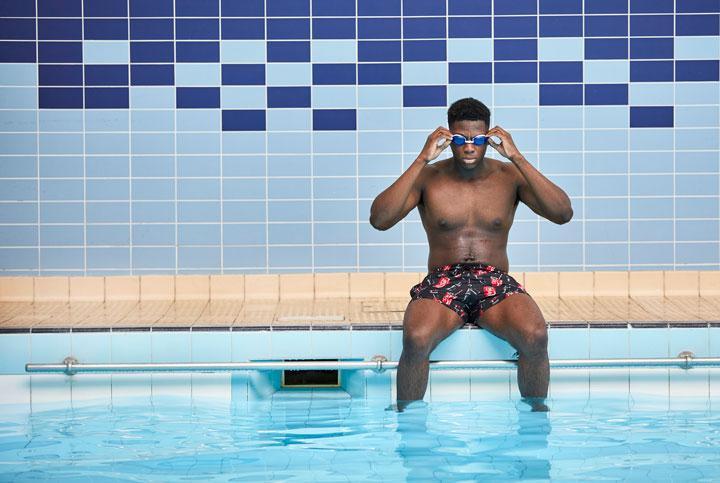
25, 354, 720, 375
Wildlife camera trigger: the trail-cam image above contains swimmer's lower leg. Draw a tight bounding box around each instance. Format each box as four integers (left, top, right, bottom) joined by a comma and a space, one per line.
396, 348, 430, 410
517, 349, 549, 399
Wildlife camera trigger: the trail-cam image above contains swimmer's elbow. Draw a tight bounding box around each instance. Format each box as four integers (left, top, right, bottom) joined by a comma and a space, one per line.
369, 214, 393, 231
556, 207, 574, 225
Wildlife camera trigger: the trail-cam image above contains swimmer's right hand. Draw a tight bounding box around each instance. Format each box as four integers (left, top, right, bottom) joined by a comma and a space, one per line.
418, 126, 452, 163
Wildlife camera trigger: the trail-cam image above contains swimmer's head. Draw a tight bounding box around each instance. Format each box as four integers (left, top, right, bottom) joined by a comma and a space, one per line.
447, 97, 491, 129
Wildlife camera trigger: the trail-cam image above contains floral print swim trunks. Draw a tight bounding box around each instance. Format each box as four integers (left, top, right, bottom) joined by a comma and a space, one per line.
409, 263, 527, 325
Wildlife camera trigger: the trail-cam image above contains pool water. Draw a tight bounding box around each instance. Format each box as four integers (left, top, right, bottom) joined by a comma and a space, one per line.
1, 389, 719, 482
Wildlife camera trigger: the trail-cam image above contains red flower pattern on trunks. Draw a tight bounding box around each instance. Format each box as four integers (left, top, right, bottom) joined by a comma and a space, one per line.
483, 286, 496, 297
490, 277, 503, 287
442, 265, 451, 271
441, 293, 454, 305
434, 276, 450, 288
486, 265, 495, 272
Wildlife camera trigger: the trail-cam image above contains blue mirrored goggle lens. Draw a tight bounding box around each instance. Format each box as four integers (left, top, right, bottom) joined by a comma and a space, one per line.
451, 135, 487, 146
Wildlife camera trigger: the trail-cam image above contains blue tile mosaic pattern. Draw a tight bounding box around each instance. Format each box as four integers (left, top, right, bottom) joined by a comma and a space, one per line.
0, 0, 719, 274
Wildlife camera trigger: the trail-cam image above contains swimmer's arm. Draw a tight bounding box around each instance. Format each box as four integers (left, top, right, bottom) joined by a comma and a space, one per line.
486, 125, 573, 225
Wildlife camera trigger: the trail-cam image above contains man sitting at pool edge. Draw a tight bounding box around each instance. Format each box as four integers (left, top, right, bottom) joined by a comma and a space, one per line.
370, 98, 574, 412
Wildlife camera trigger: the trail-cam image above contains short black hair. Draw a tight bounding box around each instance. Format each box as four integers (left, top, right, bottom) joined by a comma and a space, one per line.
447, 97, 491, 127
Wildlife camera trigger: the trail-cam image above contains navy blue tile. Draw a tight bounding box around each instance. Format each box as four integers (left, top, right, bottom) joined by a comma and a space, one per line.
494, 16, 537, 38
540, 84, 583, 105
0, 19, 36, 40
222, 19, 265, 39
38, 0, 81, 17
313, 109, 357, 130
222, 64, 265, 85
676, 60, 720, 81
630, 38, 673, 59
84, 65, 128, 86
85, 87, 129, 109
358, 41, 401, 61
585, 84, 629, 105
130, 0, 173, 16
39, 65, 83, 86
313, 0, 355, 16
38, 19, 82, 40
0, 1, 36, 16
176, 42, 220, 62
268, 18, 310, 39
494, 39, 537, 60
449, 62, 492, 84
84, 19, 128, 40
84, 0, 127, 17
449, 0, 491, 14
494, 62, 537, 83
540, 0, 581, 14
540, 16, 582, 37
359, 0, 400, 15
585, 38, 628, 59
222, 110, 266, 131
38, 42, 82, 63
39, 88, 83, 108
495, 0, 536, 14
630, 0, 673, 12
358, 63, 401, 84
358, 18, 401, 39
540, 61, 583, 83
312, 18, 356, 39
585, 0, 627, 13
403, 40, 446, 61
678, 0, 720, 12
267, 86, 311, 108
630, 61, 673, 82
404, 0, 445, 16
176, 0, 219, 16
131, 64, 174, 86
585, 15, 629, 37
267, 0, 310, 16
630, 106, 673, 127
676, 14, 720, 35
267, 41, 311, 62
313, 64, 356, 85
630, 14, 674, 36
403, 85, 447, 107
131, 41, 174, 63
404, 18, 446, 39
176, 19, 219, 40
131, 19, 174, 40
448, 17, 492, 38
0, 41, 36, 63
222, 0, 263, 16
176, 87, 221, 108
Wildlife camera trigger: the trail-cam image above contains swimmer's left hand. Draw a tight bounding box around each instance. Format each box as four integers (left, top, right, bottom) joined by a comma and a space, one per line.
486, 126, 522, 162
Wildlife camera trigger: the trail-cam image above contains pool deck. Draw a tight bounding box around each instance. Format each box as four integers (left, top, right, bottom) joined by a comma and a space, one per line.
0, 271, 718, 331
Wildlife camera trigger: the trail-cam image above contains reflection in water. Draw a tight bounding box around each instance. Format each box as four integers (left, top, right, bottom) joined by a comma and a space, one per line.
396, 401, 552, 481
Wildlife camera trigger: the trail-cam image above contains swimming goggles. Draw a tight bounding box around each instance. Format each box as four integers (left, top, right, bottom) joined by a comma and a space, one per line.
451, 134, 488, 146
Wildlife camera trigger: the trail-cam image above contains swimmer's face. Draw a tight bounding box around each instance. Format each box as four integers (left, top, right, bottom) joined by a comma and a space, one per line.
448, 119, 489, 169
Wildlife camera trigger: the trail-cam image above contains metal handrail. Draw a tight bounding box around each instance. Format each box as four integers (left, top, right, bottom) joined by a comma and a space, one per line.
25, 354, 720, 375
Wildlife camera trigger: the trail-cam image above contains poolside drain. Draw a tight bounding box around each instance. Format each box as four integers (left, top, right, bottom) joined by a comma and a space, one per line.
282, 359, 340, 388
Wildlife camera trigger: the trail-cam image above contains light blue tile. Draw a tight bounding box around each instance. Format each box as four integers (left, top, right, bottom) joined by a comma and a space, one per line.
270, 177, 310, 199
630, 151, 673, 173
225, 155, 266, 177
629, 83, 673, 106
0, 110, 37, 132
40, 156, 83, 178
541, 219, 582, 242
448, 38, 492, 61
40, 247, 83, 270
351, 330, 392, 360
313, 132, 356, 153
270, 331, 312, 359
178, 223, 221, 245
221, 86, 266, 109
402, 107, 444, 129
507, 242, 539, 266
224, 223, 265, 244
586, 174, 627, 196
0, 334, 30, 374
630, 220, 672, 242
313, 86, 357, 108
586, 243, 628, 267
70, 332, 111, 362
677, 220, 719, 242
83, 41, 129, 64
495, 107, 538, 129
131, 133, 174, 154
268, 200, 310, 221
87, 156, 129, 178
39, 110, 83, 132
508, 220, 537, 242
312, 331, 352, 358
675, 106, 719, 127
586, 152, 627, 174
539, 106, 583, 128
30, 333, 71, 364
676, 197, 719, 218
630, 198, 673, 218
221, 40, 265, 63
709, 328, 720, 356
132, 247, 175, 269
676, 82, 719, 105
105, 333, 149, 365
539, 130, 582, 151
267, 62, 311, 86
87, 179, 130, 201
403, 62, 447, 85
586, 220, 627, 242
191, 331, 231, 363
589, 328, 628, 358
175, 63, 221, 86
314, 154, 355, 176
448, 84, 493, 104
177, 132, 221, 155
0, 87, 37, 109
586, 129, 626, 151
629, 327, 668, 358
389, 330, 404, 360
223, 201, 265, 223
178, 202, 220, 223
312, 40, 356, 62
87, 224, 130, 245
404, 244, 428, 268
0, 63, 36, 86
674, 36, 720, 60
494, 84, 538, 106
151, 331, 191, 363
269, 222, 311, 244
630, 243, 673, 265
178, 155, 220, 177
86, 133, 130, 155
548, 328, 589, 359
676, 242, 719, 265
585, 106, 628, 128
358, 86, 403, 108
268, 246, 312, 268
584, 60, 629, 83
314, 245, 357, 267
359, 217, 401, 242
469, 329, 516, 360
676, 128, 719, 150
431, 329, 470, 361
39, 133, 83, 155
223, 246, 265, 268
360, 245, 401, 267
314, 220, 356, 243
669, 327, 709, 357
40, 225, 83, 245
314, 177, 356, 199
539, 243, 583, 265
267, 132, 310, 153
177, 109, 220, 131
223, 132, 267, 154
538, 38, 583, 61
130, 86, 175, 108
267, 109, 311, 130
